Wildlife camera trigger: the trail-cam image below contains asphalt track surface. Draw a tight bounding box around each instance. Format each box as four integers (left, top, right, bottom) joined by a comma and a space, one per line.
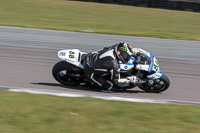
0, 26, 200, 104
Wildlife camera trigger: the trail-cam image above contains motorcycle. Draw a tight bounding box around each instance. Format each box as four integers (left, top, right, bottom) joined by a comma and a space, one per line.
52, 49, 170, 93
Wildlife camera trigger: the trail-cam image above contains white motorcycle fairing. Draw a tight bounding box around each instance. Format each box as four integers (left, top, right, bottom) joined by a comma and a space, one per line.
120, 52, 163, 79
58, 49, 87, 69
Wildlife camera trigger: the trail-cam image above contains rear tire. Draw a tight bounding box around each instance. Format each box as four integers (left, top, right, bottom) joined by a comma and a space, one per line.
52, 61, 82, 86
139, 74, 170, 93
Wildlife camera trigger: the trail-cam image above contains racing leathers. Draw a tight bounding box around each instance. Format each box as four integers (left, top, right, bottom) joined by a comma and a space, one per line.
83, 45, 138, 91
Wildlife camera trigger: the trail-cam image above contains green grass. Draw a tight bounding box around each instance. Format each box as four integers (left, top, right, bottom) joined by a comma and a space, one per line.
0, 89, 200, 133
0, 0, 200, 40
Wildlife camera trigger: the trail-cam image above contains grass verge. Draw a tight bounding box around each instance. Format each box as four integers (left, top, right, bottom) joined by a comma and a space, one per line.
0, 89, 200, 133
0, 0, 200, 41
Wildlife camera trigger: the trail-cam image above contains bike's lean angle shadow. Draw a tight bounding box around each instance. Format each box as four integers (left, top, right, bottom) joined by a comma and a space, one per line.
31, 82, 147, 93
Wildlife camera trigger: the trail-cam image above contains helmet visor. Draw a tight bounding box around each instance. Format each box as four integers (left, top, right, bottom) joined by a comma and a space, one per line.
120, 51, 131, 63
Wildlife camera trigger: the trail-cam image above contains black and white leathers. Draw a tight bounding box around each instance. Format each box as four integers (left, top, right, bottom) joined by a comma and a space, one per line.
83, 45, 135, 90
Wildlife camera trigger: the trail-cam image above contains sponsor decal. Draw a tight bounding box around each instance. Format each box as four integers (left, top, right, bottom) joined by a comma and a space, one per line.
59, 52, 65, 56
69, 51, 75, 58
124, 65, 128, 69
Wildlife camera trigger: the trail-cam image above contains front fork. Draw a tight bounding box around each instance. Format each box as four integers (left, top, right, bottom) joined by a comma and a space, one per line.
135, 71, 163, 86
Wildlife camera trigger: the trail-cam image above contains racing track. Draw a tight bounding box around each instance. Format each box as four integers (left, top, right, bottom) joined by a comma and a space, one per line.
0, 26, 200, 104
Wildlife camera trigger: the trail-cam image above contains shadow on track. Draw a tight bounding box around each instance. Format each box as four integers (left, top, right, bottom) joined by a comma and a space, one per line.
31, 82, 96, 91
31, 82, 146, 94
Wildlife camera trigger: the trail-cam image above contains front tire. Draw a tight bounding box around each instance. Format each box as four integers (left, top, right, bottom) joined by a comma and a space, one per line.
52, 61, 82, 86
139, 74, 170, 93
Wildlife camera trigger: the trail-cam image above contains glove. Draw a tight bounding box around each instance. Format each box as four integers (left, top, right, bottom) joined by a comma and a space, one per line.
126, 76, 137, 83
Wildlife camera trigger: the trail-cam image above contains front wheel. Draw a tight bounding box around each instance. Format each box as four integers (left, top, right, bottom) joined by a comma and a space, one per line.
139, 74, 170, 93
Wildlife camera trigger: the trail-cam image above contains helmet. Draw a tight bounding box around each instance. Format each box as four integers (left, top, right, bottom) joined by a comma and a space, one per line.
115, 42, 133, 64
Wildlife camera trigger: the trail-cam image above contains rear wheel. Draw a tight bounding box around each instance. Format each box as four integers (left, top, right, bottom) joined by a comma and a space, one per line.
52, 61, 84, 86
139, 74, 170, 93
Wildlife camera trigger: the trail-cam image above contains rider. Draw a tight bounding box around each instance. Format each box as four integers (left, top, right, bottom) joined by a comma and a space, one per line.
83, 41, 141, 92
